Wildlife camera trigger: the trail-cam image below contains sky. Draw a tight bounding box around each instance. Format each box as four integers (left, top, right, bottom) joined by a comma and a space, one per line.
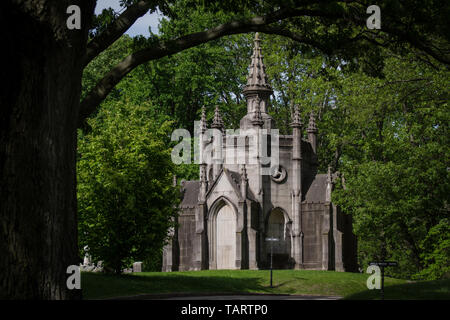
95, 0, 163, 37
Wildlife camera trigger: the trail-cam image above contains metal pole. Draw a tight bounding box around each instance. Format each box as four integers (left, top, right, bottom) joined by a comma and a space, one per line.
270, 242, 273, 288
265, 237, 278, 289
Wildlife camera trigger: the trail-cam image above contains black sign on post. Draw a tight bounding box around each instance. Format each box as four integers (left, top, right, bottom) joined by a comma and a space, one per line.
369, 261, 398, 267
368, 261, 398, 300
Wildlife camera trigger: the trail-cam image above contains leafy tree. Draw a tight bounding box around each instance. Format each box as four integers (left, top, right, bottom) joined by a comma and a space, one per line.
416, 218, 450, 280
77, 101, 179, 274
255, 34, 449, 279
332, 54, 449, 279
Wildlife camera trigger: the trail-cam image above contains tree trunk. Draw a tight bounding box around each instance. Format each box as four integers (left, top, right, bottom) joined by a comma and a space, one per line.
0, 1, 91, 299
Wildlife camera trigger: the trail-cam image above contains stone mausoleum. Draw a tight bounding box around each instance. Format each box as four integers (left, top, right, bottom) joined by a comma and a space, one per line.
163, 33, 357, 272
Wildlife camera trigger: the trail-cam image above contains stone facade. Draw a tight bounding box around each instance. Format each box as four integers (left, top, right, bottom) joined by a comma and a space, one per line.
162, 33, 357, 272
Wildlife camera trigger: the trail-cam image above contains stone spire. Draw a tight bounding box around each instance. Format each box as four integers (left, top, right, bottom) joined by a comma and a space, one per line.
243, 33, 272, 93
211, 105, 224, 180
326, 166, 332, 202
291, 105, 304, 269
307, 111, 318, 153
307, 111, 318, 133
200, 106, 207, 133
290, 104, 303, 128
291, 103, 302, 160
240, 33, 275, 130
211, 105, 224, 132
327, 166, 333, 184
198, 105, 208, 200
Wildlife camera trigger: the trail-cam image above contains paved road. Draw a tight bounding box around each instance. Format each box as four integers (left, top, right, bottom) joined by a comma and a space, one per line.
160, 294, 342, 300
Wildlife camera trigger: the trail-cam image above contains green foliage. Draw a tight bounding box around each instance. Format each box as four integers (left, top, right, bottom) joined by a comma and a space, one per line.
415, 219, 450, 280
332, 54, 450, 279
81, 35, 134, 102
77, 101, 179, 274
80, 3, 449, 279
258, 34, 449, 280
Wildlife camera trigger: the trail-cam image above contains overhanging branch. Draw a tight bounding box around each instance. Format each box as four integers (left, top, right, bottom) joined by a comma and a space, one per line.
78, 3, 450, 127
83, 0, 154, 67
78, 8, 332, 126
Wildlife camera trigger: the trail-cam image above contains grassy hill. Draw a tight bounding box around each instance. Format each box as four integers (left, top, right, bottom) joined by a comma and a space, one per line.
81, 269, 450, 300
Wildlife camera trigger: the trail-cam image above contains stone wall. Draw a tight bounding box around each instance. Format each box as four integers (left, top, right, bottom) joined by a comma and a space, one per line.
178, 207, 196, 271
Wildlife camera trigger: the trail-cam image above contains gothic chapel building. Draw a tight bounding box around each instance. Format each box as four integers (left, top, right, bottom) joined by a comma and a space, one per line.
163, 33, 357, 272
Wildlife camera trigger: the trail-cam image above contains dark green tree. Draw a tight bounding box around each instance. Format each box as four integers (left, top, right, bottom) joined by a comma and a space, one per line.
332, 54, 449, 279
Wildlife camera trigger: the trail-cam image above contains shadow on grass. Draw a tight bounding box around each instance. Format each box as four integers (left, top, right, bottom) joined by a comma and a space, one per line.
270, 281, 291, 289
293, 277, 308, 281
344, 279, 450, 300
82, 272, 274, 299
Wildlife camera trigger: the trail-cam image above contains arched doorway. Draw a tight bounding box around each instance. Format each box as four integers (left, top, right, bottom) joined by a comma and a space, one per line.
266, 208, 291, 269
216, 205, 236, 269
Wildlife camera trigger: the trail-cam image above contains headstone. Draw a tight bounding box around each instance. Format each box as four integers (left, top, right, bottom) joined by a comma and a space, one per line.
133, 261, 142, 273
83, 245, 91, 266
93, 261, 103, 272
85, 265, 95, 272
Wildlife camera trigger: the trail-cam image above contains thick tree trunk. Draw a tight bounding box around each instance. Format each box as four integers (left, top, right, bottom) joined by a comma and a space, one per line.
0, 1, 91, 299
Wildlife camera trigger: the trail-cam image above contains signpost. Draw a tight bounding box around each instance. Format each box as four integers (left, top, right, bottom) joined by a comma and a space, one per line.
265, 237, 279, 288
369, 261, 398, 267
369, 261, 398, 300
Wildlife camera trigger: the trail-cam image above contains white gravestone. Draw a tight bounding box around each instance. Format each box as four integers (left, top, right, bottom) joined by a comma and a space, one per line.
133, 262, 142, 273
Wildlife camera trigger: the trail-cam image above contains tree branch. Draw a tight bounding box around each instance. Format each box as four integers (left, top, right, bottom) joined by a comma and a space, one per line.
255, 25, 331, 54
78, 3, 450, 127
78, 8, 329, 126
83, 0, 154, 67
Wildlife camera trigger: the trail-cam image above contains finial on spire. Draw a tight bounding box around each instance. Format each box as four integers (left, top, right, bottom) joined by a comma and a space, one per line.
200, 106, 207, 133
325, 165, 332, 202
307, 111, 318, 132
211, 105, 224, 131
254, 32, 260, 45
290, 104, 302, 128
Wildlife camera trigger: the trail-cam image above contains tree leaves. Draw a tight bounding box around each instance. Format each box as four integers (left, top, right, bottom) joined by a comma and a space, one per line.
77, 101, 179, 273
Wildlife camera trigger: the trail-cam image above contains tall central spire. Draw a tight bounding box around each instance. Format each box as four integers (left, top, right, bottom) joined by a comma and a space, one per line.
243, 33, 272, 92
241, 33, 275, 130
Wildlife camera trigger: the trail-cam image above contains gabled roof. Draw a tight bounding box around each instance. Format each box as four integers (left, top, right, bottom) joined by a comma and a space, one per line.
205, 168, 243, 202
204, 167, 257, 203
180, 167, 259, 209
226, 169, 257, 202
180, 180, 200, 208
304, 174, 327, 203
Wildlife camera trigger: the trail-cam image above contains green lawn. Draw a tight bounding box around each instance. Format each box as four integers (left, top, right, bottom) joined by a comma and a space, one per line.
80, 269, 450, 300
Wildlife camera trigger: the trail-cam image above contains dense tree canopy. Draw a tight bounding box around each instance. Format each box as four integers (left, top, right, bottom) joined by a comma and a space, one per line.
80, 0, 450, 125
